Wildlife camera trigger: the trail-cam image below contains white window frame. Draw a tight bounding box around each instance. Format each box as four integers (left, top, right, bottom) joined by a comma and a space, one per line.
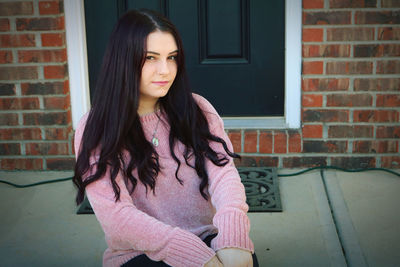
65, 0, 301, 130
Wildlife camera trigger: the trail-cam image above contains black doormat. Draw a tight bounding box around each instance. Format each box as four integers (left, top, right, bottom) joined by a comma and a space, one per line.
239, 167, 282, 212
77, 167, 282, 214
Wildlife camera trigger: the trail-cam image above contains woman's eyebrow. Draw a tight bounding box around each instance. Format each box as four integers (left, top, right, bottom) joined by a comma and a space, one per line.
146, 50, 179, 55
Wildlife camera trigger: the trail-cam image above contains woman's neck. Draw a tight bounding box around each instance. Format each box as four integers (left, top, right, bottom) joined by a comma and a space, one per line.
138, 98, 159, 116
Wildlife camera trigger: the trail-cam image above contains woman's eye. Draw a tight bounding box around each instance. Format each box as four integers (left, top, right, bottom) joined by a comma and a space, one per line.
168, 55, 177, 60
146, 56, 155, 60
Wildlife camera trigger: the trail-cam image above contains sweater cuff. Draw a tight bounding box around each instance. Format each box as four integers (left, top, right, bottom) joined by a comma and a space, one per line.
211, 210, 255, 253
164, 228, 215, 267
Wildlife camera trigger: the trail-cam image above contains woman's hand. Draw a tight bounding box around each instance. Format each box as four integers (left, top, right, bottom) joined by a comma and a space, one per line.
204, 255, 224, 267
216, 248, 253, 267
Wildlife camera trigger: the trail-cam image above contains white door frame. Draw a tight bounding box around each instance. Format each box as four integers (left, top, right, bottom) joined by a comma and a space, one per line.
64, 0, 301, 130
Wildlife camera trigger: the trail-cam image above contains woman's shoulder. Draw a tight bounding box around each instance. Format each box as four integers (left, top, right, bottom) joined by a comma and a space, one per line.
74, 112, 90, 150
76, 112, 90, 134
192, 93, 219, 117
192, 93, 224, 130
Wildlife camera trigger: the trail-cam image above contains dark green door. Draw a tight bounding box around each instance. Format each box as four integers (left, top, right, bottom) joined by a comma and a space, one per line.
84, 0, 285, 117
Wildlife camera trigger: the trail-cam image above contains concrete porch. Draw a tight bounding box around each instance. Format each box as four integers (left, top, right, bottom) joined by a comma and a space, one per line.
0, 168, 399, 267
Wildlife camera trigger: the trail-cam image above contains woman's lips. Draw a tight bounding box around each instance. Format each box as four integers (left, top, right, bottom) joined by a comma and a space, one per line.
152, 81, 169, 86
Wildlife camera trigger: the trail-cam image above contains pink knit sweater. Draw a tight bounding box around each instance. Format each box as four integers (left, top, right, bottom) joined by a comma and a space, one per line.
74, 94, 254, 267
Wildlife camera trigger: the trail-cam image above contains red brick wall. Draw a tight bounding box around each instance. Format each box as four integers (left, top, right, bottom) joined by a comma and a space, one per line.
0, 0, 399, 170
0, 0, 74, 170
230, 0, 400, 169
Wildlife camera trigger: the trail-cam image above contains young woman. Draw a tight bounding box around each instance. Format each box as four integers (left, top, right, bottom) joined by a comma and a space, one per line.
73, 9, 257, 267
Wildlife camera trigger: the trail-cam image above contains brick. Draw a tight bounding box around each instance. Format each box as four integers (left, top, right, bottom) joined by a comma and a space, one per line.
0, 113, 18, 125
302, 61, 323, 74
244, 131, 257, 153
0, 128, 42, 140
63, 80, 69, 91
303, 109, 349, 122
0, 97, 40, 110
283, 157, 327, 168
41, 33, 65, 47
381, 156, 400, 168
0, 158, 43, 170
21, 82, 65, 95
353, 140, 398, 153
23, 112, 68, 126
303, 11, 351, 25
0, 66, 37, 80
0, 143, 21, 155
354, 110, 399, 122
303, 0, 324, 8
259, 131, 272, 153
46, 157, 75, 170
0, 18, 10, 31
376, 126, 400, 138
39, 1, 63, 15
382, 44, 400, 57
377, 94, 400, 107
327, 27, 374, 41
16, 17, 64, 31
233, 157, 251, 168
302, 124, 323, 138
382, 0, 400, 7
234, 156, 279, 167
302, 28, 323, 42
0, 84, 15, 95
330, 0, 377, 8
0, 34, 36, 47
328, 125, 374, 138
354, 78, 400, 91
378, 27, 400, 40
274, 131, 287, 153
377, 61, 400, 74
45, 127, 71, 140
288, 130, 302, 153
331, 157, 375, 168
44, 95, 70, 110
354, 44, 400, 57
44, 65, 67, 79
354, 45, 383, 57
303, 44, 350, 57
0, 1, 33, 16
71, 136, 75, 155
326, 61, 372, 74
302, 94, 323, 107
18, 49, 67, 63
303, 140, 347, 153
302, 78, 349, 92
0, 51, 12, 63
227, 131, 241, 153
355, 11, 400, 24
327, 93, 373, 107
26, 142, 69, 155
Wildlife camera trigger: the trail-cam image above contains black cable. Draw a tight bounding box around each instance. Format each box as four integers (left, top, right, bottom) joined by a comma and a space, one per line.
0, 176, 72, 188
278, 166, 400, 177
0, 165, 399, 188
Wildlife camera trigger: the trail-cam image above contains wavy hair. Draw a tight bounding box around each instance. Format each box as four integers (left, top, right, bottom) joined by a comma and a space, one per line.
73, 9, 239, 205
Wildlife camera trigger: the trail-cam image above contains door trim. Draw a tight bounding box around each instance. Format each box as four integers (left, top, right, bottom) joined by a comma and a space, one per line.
65, 0, 301, 129
64, 0, 91, 129
284, 0, 302, 129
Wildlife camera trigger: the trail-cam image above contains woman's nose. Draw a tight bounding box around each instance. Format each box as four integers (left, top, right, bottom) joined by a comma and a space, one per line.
157, 60, 170, 75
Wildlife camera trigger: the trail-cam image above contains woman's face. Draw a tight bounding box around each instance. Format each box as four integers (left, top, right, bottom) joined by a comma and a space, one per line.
139, 30, 178, 104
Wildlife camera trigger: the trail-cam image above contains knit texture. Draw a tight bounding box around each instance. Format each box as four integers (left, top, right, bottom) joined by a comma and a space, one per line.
74, 94, 254, 267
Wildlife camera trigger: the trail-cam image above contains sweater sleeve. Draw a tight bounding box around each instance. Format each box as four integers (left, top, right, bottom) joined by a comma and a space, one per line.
193, 94, 255, 253
74, 114, 215, 267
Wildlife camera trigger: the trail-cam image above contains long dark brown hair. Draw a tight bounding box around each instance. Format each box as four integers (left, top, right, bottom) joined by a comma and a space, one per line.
73, 9, 239, 205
